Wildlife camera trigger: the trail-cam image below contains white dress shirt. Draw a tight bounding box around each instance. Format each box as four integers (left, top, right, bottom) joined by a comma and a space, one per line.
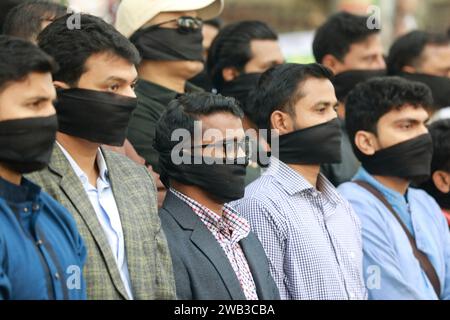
56, 142, 133, 299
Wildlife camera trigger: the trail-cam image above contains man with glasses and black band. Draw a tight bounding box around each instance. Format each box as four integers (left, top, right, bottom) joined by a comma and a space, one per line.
116, 0, 224, 172
154, 92, 280, 300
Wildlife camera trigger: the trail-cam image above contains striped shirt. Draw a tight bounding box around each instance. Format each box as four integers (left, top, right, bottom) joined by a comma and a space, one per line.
170, 189, 258, 300
230, 157, 367, 300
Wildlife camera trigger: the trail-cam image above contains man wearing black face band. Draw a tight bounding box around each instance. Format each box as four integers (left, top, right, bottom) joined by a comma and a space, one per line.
387, 30, 450, 121
231, 64, 367, 300
0, 36, 87, 300
312, 12, 388, 187
339, 77, 450, 300
155, 92, 280, 300
116, 0, 224, 171
419, 119, 450, 228
320, 69, 386, 187
26, 14, 176, 300
207, 20, 284, 185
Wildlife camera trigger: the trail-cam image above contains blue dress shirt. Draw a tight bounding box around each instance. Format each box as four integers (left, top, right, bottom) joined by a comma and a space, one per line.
338, 167, 450, 300
0, 176, 86, 300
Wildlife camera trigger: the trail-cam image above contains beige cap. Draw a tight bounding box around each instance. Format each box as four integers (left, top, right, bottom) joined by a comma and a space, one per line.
116, 0, 224, 38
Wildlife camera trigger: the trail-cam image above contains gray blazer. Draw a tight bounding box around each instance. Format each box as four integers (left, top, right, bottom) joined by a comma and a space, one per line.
27, 145, 176, 300
159, 192, 280, 300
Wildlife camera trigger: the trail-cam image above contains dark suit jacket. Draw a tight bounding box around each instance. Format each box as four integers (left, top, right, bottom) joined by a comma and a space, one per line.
159, 192, 280, 300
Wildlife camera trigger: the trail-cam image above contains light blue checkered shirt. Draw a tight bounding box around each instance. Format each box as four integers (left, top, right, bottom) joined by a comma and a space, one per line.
230, 157, 367, 300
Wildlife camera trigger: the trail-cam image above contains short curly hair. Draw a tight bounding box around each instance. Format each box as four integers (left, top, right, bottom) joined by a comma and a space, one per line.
345, 76, 433, 160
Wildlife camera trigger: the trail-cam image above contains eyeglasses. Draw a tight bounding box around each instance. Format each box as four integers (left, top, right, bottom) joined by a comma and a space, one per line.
186, 136, 250, 162
144, 16, 203, 34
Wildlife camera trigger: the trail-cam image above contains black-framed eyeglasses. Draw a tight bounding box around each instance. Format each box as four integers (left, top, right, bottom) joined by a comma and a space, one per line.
186, 136, 250, 161
144, 16, 203, 34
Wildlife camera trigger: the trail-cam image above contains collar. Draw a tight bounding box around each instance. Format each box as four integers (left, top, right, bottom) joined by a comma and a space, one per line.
169, 188, 250, 242
353, 166, 409, 205
443, 209, 450, 227
0, 175, 41, 204
56, 142, 109, 185
266, 157, 342, 206
136, 79, 201, 105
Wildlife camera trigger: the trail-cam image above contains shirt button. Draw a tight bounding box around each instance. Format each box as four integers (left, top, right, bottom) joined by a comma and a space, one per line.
23, 207, 29, 213
54, 273, 60, 280
36, 239, 44, 246
32, 204, 40, 211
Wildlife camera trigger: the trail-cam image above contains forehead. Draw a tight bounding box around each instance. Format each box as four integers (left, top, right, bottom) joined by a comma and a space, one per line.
297, 77, 336, 102
348, 34, 383, 52
250, 39, 281, 57
378, 104, 429, 123
82, 52, 137, 80
0, 72, 55, 100
422, 44, 450, 60
199, 112, 244, 135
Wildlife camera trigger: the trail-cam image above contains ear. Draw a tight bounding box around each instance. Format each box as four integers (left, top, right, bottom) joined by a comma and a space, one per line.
432, 170, 450, 193
402, 65, 417, 74
222, 67, 240, 82
270, 110, 294, 135
321, 54, 342, 75
354, 131, 378, 156
53, 81, 70, 90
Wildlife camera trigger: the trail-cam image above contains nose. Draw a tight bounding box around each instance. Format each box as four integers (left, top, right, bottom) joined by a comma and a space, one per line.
327, 108, 339, 122
418, 124, 429, 135
376, 55, 386, 69
121, 85, 137, 98
44, 101, 56, 117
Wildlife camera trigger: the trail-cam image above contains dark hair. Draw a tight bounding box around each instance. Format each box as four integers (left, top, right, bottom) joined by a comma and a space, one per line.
313, 12, 381, 64
0, 35, 57, 92
0, 0, 23, 34
428, 119, 450, 173
345, 76, 433, 160
387, 30, 450, 75
154, 92, 243, 185
207, 20, 278, 90
37, 13, 140, 86
3, 0, 67, 41
252, 63, 334, 132
419, 119, 450, 204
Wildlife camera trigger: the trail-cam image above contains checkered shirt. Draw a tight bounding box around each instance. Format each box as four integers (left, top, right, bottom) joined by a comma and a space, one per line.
230, 157, 367, 300
170, 188, 259, 300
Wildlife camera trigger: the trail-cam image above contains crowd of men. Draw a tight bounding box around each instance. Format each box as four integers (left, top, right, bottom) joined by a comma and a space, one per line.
0, 0, 449, 300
